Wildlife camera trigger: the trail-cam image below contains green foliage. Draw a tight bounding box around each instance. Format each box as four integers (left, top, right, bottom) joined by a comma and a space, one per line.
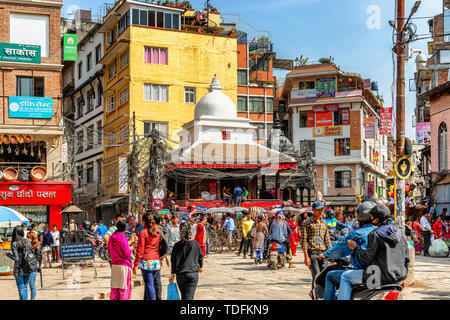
319, 56, 334, 64
294, 55, 309, 67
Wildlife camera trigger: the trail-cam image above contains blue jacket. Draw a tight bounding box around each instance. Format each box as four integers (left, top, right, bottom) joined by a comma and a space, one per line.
324, 223, 377, 269
95, 224, 108, 237
324, 217, 348, 232
222, 217, 236, 232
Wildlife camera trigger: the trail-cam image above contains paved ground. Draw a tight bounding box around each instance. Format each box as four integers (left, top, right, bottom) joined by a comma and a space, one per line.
0, 248, 449, 300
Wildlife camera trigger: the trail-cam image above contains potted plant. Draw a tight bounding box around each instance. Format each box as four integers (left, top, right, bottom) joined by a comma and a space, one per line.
157, 0, 161, 4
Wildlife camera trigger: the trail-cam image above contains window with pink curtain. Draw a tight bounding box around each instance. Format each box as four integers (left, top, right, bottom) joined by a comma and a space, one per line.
144, 47, 151, 63
144, 47, 168, 65
159, 48, 167, 65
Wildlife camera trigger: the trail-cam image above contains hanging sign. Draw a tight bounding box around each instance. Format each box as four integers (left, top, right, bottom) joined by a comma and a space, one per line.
367, 181, 375, 197
365, 117, 377, 125
62, 140, 68, 163
365, 124, 376, 139
118, 157, 128, 194
63, 34, 77, 61
379, 107, 393, 135
151, 198, 164, 211
0, 43, 41, 64
9, 96, 53, 119
341, 108, 350, 125
395, 156, 412, 180
416, 122, 431, 145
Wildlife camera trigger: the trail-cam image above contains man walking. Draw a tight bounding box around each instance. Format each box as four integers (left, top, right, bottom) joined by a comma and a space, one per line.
222, 213, 236, 251
50, 225, 60, 262
301, 201, 331, 298
234, 186, 243, 207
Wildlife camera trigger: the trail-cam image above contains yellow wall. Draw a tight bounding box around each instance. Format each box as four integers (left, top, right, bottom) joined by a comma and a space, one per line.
102, 24, 237, 196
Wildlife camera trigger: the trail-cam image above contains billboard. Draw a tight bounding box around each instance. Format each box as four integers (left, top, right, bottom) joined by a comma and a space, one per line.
63, 34, 77, 61
316, 78, 336, 98
291, 89, 316, 99
313, 126, 343, 137
8, 96, 53, 119
416, 122, 431, 145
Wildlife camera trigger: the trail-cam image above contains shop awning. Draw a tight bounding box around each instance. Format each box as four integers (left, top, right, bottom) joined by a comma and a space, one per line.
95, 196, 127, 208
328, 200, 359, 206
60, 205, 83, 214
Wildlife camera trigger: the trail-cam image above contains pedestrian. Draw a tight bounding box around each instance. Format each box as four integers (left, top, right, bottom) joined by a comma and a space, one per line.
41, 225, 53, 268
222, 212, 236, 251
104, 214, 125, 245
194, 214, 207, 256
108, 219, 134, 300
167, 214, 180, 253
288, 214, 300, 256
241, 213, 254, 258
189, 218, 197, 240
22, 223, 29, 238
50, 225, 60, 262
5, 226, 40, 300
153, 214, 168, 300
301, 201, 332, 298
27, 224, 39, 250
68, 219, 77, 231
133, 213, 161, 300
420, 212, 434, 256
205, 215, 212, 257
91, 222, 98, 233
222, 187, 233, 207
25, 223, 40, 300
234, 186, 243, 207
442, 216, 450, 246
443, 208, 449, 218
432, 215, 444, 239
412, 215, 423, 254
242, 187, 248, 202
169, 222, 203, 300
95, 220, 108, 239
252, 215, 269, 260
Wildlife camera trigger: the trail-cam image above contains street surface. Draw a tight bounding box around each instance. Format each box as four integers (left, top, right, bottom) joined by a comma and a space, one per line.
0, 249, 449, 300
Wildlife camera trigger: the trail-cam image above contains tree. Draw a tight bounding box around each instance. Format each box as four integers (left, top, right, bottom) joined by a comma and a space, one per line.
294, 55, 309, 67
319, 56, 334, 64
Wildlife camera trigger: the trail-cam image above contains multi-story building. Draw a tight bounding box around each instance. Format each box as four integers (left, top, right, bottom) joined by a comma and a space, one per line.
279, 62, 389, 213
98, 1, 238, 208
0, 0, 74, 229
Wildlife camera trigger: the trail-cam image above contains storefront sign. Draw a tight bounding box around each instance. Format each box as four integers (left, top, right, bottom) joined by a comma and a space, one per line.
316, 78, 336, 98
118, 157, 128, 194
313, 126, 343, 137
291, 89, 316, 99
365, 124, 376, 139
315, 112, 332, 126
0, 43, 41, 64
341, 108, 350, 125
367, 181, 375, 197
0, 182, 74, 205
379, 107, 393, 135
416, 122, 431, 145
63, 34, 77, 61
365, 117, 377, 125
9, 96, 53, 119
60, 243, 94, 262
62, 140, 68, 163
335, 90, 362, 98
395, 156, 412, 180
384, 160, 393, 173
372, 152, 379, 163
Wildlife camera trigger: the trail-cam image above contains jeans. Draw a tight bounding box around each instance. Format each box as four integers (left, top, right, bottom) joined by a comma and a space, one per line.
176, 272, 199, 300
153, 269, 162, 300
337, 269, 363, 300
206, 238, 210, 255
243, 238, 253, 257
323, 270, 345, 300
307, 250, 327, 290
29, 270, 37, 300
423, 231, 432, 255
238, 236, 245, 254
15, 274, 31, 300
141, 269, 159, 300
51, 246, 60, 262
235, 196, 242, 207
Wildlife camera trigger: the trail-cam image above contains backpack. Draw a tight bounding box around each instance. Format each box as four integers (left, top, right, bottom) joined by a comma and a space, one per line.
21, 244, 39, 274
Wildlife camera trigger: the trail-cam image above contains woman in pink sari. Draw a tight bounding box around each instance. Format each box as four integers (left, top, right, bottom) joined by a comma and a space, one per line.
412, 216, 423, 254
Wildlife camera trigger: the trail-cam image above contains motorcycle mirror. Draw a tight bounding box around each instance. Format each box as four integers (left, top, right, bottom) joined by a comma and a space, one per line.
313, 236, 324, 245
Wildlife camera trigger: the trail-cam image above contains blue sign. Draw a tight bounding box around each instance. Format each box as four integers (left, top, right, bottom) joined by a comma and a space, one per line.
60, 243, 94, 262
8, 96, 53, 119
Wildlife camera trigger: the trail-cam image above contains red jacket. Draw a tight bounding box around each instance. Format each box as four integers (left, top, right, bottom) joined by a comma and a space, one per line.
134, 228, 160, 267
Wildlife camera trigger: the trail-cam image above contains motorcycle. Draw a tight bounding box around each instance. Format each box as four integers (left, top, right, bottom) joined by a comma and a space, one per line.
311, 258, 404, 300
268, 241, 286, 270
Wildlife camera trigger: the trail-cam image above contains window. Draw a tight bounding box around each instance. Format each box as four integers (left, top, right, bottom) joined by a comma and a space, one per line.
119, 86, 129, 106
249, 97, 264, 113
10, 14, 49, 57
86, 125, 94, 150
77, 166, 84, 187
108, 59, 117, 80
300, 140, 315, 157
118, 10, 130, 34
87, 53, 92, 72
76, 97, 84, 118
148, 10, 156, 27
266, 98, 274, 113
118, 124, 128, 142
107, 26, 117, 45
184, 87, 196, 104
143, 84, 168, 102
78, 62, 83, 79
132, 9, 140, 24
96, 159, 102, 187
333, 108, 350, 125
97, 84, 103, 106
140, 9, 148, 26
237, 70, 247, 85
107, 131, 116, 145
119, 50, 129, 69
299, 81, 315, 90
107, 164, 116, 186
335, 138, 350, 156
97, 121, 102, 144
76, 131, 83, 154
172, 13, 180, 30
86, 162, 94, 184
440, 50, 450, 63
299, 111, 308, 127
106, 95, 116, 112
335, 171, 351, 188
144, 121, 168, 138
95, 45, 102, 64
144, 46, 168, 65
86, 90, 94, 113
237, 96, 248, 112
16, 76, 44, 97
157, 12, 164, 28
439, 122, 448, 170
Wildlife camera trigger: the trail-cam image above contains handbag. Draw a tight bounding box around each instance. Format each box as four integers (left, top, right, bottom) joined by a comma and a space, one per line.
167, 282, 181, 300
159, 232, 170, 260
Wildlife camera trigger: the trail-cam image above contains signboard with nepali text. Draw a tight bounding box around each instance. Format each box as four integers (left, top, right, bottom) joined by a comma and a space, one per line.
0, 182, 74, 206
63, 34, 77, 61
9, 96, 53, 119
0, 43, 41, 64
379, 107, 393, 135
60, 243, 94, 262
291, 89, 316, 99
313, 126, 343, 137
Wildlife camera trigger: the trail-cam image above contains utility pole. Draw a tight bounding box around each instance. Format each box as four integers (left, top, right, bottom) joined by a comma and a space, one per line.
395, 0, 406, 231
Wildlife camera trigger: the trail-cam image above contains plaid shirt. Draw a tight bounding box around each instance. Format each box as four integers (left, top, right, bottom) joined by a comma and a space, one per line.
300, 217, 331, 251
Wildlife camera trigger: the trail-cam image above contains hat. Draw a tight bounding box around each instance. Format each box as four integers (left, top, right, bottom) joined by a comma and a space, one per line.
312, 201, 324, 209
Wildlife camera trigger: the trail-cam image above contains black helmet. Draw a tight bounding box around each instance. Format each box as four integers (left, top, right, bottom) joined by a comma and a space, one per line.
369, 204, 392, 224
325, 209, 335, 218
356, 201, 376, 223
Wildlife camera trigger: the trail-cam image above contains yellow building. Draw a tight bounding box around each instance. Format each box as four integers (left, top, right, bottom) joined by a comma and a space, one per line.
99, 1, 237, 197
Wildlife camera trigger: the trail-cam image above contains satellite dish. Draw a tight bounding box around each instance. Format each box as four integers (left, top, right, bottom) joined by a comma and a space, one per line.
152, 188, 165, 200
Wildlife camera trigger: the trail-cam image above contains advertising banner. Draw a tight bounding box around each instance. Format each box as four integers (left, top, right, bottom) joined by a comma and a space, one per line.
63, 34, 77, 61
315, 112, 332, 126
0, 43, 41, 64
365, 124, 376, 139
416, 122, 431, 145
118, 157, 128, 194
316, 78, 336, 98
313, 126, 343, 137
62, 140, 68, 163
367, 181, 375, 197
335, 90, 362, 98
291, 89, 316, 99
379, 107, 393, 135
8, 96, 53, 119
341, 108, 350, 125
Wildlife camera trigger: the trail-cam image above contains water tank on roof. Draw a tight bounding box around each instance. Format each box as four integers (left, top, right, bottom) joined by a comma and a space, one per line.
371, 81, 378, 91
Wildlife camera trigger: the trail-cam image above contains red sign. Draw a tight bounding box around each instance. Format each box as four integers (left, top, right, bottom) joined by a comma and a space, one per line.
368, 181, 375, 197
313, 105, 338, 113
0, 182, 75, 205
313, 105, 326, 113
365, 117, 377, 125
152, 198, 163, 211
341, 108, 350, 125
315, 112, 332, 126
307, 111, 315, 127
379, 107, 393, 135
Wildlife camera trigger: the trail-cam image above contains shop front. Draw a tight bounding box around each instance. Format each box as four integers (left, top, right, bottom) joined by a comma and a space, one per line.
0, 181, 75, 230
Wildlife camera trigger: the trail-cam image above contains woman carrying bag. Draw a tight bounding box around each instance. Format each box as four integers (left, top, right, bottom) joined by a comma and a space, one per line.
169, 222, 203, 300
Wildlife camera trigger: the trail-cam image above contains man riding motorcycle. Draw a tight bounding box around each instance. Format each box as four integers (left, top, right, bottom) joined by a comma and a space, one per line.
268, 211, 292, 268
318, 201, 377, 300
339, 204, 410, 300
323, 209, 348, 237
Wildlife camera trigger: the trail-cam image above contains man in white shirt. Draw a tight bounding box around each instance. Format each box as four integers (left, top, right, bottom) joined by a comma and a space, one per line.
420, 213, 433, 256
50, 225, 61, 262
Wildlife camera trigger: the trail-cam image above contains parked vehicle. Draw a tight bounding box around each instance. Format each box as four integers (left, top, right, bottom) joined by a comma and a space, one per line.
268, 241, 286, 270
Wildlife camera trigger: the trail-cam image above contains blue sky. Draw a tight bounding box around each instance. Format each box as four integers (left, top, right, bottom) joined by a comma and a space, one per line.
61, 0, 443, 139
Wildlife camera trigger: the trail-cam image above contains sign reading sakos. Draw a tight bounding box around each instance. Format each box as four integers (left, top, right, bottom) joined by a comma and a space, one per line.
313, 125, 343, 137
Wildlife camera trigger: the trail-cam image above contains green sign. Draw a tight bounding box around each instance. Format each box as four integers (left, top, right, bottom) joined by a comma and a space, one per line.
0, 43, 41, 64
63, 34, 77, 61
158, 209, 170, 215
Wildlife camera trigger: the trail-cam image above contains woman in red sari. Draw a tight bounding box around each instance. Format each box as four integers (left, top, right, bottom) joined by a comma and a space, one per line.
412, 215, 423, 254
287, 214, 300, 256
194, 214, 207, 256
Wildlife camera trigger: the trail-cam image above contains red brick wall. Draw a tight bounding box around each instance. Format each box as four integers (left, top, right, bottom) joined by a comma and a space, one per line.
430, 91, 450, 172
